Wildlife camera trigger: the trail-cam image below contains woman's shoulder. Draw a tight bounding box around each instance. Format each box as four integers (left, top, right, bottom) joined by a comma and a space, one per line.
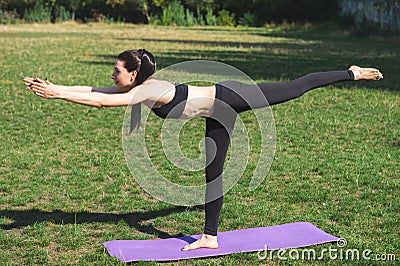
143, 79, 175, 86
137, 79, 176, 100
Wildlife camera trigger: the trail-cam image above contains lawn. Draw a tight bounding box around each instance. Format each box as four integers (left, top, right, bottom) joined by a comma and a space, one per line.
0, 23, 399, 265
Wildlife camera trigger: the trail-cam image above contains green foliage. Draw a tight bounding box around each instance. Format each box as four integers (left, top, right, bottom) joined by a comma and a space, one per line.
204, 6, 216, 26
0, 6, 19, 24
152, 0, 174, 8
214, 0, 339, 23
152, 0, 200, 26
185, 0, 215, 12
161, 0, 186, 26
0, 0, 343, 26
23, 1, 52, 23
185, 8, 196, 26
216, 9, 235, 26
238, 12, 261, 27
53, 5, 71, 22
196, 7, 205, 26
105, 0, 126, 8
151, 1, 236, 27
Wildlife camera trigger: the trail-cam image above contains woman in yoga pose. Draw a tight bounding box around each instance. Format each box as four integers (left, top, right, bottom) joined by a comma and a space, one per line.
24, 49, 383, 251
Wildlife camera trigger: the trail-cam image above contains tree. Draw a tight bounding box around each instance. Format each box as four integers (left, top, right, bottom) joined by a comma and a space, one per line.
68, 0, 81, 21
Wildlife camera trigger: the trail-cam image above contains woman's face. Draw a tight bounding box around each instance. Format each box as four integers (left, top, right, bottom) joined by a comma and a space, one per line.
111, 59, 136, 89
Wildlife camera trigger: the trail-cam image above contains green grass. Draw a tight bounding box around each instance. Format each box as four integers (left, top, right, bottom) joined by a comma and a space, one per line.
0, 23, 399, 265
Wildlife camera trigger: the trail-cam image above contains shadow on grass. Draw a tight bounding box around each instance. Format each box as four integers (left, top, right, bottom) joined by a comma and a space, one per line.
0, 206, 203, 239
390, 141, 400, 148
115, 37, 321, 50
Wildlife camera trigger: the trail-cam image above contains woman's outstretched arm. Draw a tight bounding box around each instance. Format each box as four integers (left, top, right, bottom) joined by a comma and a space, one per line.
24, 77, 149, 108
23, 77, 123, 94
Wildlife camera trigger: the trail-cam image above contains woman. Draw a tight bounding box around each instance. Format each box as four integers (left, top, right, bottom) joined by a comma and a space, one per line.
24, 49, 383, 251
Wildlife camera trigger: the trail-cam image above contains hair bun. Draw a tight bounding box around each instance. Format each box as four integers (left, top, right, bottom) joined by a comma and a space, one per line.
139, 49, 146, 59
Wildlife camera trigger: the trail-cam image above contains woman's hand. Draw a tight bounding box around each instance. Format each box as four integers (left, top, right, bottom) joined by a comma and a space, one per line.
24, 77, 59, 99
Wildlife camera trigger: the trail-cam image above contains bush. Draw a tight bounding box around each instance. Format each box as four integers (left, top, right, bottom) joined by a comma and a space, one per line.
160, 0, 186, 26
196, 8, 206, 26
151, 4, 238, 27
152, 1, 205, 26
54, 6, 71, 23
185, 8, 196, 26
23, 1, 52, 23
217, 9, 235, 27
205, 6, 217, 26
0, 7, 19, 24
238, 12, 261, 27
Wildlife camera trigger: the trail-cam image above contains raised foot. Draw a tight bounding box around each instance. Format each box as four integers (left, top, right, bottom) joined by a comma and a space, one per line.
181, 234, 218, 251
349, 65, 383, 81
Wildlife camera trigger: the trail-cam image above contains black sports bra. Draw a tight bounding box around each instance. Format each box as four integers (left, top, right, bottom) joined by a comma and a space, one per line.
151, 83, 188, 119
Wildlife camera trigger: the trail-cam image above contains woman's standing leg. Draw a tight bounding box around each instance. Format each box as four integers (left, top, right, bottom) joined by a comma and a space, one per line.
182, 110, 237, 251
203, 116, 236, 236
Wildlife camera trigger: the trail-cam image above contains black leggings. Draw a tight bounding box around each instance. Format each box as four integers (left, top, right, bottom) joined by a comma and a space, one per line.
204, 70, 354, 236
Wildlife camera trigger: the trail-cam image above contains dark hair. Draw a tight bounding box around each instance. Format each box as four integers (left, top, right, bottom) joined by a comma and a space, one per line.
117, 49, 156, 132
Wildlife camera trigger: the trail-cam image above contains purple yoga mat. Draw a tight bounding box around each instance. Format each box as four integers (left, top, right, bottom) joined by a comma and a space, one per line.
103, 222, 338, 262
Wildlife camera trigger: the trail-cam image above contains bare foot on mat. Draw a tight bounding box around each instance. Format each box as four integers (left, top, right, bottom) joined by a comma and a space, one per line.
181, 234, 218, 251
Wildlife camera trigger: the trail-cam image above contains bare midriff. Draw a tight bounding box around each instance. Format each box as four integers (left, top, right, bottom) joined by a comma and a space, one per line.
142, 80, 217, 119
180, 85, 216, 119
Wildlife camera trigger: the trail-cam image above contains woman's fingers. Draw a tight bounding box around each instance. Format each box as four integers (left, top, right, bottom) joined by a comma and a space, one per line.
35, 77, 46, 84
24, 77, 46, 85
24, 77, 39, 89
24, 77, 34, 86
23, 77, 53, 98
31, 84, 55, 99
29, 84, 44, 95
30, 84, 41, 93
33, 90, 45, 97
24, 78, 35, 92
